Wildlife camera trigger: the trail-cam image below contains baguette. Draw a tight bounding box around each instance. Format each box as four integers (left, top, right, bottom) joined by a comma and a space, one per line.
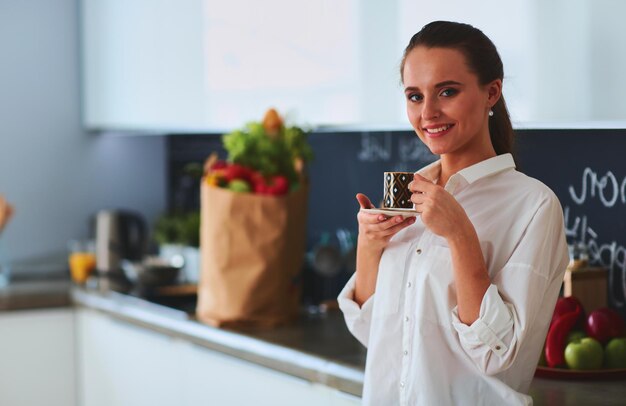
0, 196, 14, 234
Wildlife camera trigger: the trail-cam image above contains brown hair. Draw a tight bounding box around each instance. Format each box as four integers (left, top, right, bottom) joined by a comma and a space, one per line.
400, 21, 515, 158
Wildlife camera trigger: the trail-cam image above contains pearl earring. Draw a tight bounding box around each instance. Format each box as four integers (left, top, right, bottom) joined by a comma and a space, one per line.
488, 109, 494, 117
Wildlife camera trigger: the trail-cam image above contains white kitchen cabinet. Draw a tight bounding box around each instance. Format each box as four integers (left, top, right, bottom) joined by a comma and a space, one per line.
182, 342, 335, 405
0, 308, 76, 406
76, 307, 362, 405
331, 390, 362, 405
80, 0, 400, 131
76, 308, 185, 406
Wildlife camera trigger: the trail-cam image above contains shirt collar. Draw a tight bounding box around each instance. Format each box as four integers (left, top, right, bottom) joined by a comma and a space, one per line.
416, 153, 516, 185
457, 153, 516, 184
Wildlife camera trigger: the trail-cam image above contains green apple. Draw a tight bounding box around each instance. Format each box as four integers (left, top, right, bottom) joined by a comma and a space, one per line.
604, 337, 626, 369
564, 337, 603, 370
566, 330, 586, 345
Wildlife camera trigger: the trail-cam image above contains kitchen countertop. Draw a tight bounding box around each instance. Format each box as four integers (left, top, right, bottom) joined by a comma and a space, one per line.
0, 280, 71, 311
2, 279, 625, 404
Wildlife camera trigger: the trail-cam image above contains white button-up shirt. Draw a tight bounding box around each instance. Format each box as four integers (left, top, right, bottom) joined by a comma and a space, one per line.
338, 154, 569, 405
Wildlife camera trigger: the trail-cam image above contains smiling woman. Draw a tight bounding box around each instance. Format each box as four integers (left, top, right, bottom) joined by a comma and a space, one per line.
397, 0, 626, 126
338, 21, 570, 406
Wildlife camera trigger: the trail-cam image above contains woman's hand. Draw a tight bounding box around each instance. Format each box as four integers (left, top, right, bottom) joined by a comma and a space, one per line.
353, 193, 415, 306
410, 174, 490, 324
409, 174, 470, 240
356, 193, 415, 252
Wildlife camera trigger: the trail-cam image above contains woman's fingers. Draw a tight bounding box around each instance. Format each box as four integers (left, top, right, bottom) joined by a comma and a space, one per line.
356, 193, 374, 209
378, 216, 415, 236
362, 215, 413, 235
409, 173, 436, 194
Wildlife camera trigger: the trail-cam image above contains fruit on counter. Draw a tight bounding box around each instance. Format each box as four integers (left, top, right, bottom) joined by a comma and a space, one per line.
545, 302, 582, 367
542, 296, 626, 371
604, 337, 626, 369
566, 330, 586, 345
585, 308, 626, 344
551, 296, 586, 328
564, 337, 604, 370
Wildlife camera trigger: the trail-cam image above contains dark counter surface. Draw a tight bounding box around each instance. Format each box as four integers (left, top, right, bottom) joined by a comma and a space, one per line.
2, 279, 625, 403
0, 280, 71, 311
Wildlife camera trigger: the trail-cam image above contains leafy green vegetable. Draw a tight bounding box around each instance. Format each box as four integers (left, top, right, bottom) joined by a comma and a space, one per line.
222, 120, 313, 184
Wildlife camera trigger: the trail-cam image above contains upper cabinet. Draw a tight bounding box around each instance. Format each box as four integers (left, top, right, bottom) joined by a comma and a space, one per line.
81, 0, 401, 131
81, 0, 208, 131
81, 0, 626, 132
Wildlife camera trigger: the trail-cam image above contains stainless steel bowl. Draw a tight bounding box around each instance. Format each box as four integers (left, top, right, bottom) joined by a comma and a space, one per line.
121, 256, 182, 287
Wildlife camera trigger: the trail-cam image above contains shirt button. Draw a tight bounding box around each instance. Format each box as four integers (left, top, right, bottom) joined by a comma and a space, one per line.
403, 350, 408, 356
407, 282, 412, 288
405, 316, 409, 322
400, 382, 405, 388
416, 248, 422, 255
495, 345, 502, 351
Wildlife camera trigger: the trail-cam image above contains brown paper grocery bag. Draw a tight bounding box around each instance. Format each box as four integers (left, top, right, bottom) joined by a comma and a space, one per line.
196, 183, 308, 328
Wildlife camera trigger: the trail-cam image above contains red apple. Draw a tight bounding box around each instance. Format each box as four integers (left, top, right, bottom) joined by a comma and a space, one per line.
585, 308, 626, 344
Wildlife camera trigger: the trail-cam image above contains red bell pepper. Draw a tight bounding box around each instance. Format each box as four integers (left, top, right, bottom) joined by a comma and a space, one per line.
545, 304, 582, 368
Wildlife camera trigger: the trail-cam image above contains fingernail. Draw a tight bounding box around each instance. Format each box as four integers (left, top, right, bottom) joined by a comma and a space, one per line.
396, 216, 402, 223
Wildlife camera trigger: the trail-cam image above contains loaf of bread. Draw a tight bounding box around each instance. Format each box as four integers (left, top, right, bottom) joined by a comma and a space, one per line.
0, 196, 14, 233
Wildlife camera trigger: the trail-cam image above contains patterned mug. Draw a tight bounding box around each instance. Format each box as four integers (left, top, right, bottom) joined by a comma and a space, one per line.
383, 172, 414, 209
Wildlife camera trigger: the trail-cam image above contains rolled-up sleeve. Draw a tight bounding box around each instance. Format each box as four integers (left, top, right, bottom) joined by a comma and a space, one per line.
338, 273, 375, 347
450, 193, 570, 375
452, 284, 514, 359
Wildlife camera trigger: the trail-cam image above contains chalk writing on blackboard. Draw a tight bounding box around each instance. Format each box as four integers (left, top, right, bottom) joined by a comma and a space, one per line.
568, 168, 626, 208
357, 132, 392, 162
398, 137, 434, 162
564, 167, 626, 307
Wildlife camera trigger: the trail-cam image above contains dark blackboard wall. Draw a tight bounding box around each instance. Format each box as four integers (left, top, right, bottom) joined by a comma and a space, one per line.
167, 128, 626, 311
516, 129, 626, 312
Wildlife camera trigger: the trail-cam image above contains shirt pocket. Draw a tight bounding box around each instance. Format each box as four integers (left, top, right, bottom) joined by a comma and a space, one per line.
418, 244, 456, 325
372, 241, 411, 317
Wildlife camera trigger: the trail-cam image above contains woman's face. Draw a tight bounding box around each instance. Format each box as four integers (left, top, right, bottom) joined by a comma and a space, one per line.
402, 46, 500, 157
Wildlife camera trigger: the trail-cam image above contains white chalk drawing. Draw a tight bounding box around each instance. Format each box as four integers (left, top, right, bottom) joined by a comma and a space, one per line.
357, 132, 434, 164
357, 132, 392, 162
568, 167, 626, 208
398, 137, 433, 162
565, 166, 626, 307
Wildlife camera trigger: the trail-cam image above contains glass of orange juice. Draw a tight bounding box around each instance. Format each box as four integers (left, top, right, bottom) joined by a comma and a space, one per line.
68, 240, 96, 284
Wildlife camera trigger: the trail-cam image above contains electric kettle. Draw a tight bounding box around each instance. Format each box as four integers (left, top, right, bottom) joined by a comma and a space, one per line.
95, 210, 147, 274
